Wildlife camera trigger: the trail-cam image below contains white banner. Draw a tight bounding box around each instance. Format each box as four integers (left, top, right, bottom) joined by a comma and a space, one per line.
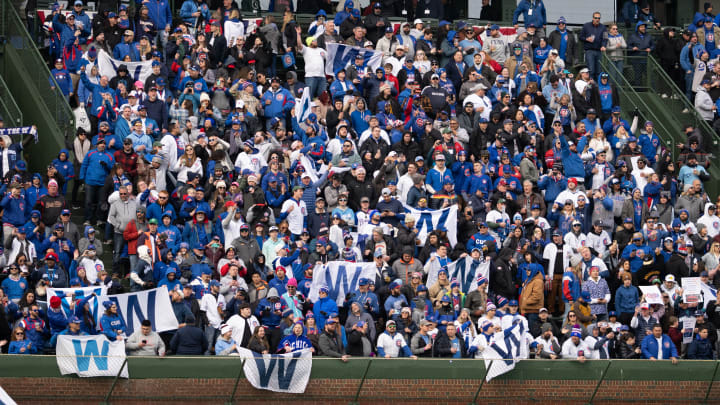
682, 277, 702, 304
325, 43, 383, 77
294, 86, 312, 122
426, 256, 490, 294
47, 286, 107, 330
639, 286, 663, 305
238, 347, 312, 393
308, 261, 376, 307
97, 50, 155, 82
682, 316, 696, 345
403, 204, 458, 247
483, 322, 529, 382
56, 335, 129, 378
0, 386, 17, 405
104, 287, 178, 335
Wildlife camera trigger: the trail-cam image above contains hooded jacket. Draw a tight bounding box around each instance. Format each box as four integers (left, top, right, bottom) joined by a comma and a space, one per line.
628, 22, 655, 57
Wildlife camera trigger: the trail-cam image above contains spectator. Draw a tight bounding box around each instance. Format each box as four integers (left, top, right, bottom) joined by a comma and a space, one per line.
126, 319, 166, 356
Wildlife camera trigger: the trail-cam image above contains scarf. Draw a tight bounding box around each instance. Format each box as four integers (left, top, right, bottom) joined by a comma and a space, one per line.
0, 127, 38, 143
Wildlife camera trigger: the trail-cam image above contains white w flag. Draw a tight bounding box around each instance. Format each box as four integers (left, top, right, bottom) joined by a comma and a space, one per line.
56, 335, 129, 378
0, 386, 17, 405
104, 286, 178, 335
702, 282, 718, 302
238, 347, 312, 393
308, 261, 376, 307
325, 43, 383, 76
483, 322, 529, 382
426, 257, 490, 294
97, 50, 155, 82
47, 286, 107, 330
294, 86, 312, 122
403, 204, 458, 247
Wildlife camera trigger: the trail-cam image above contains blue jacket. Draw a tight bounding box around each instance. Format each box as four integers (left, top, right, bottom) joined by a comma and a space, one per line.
47, 308, 69, 335
641, 333, 678, 359
1, 276, 27, 300
614, 285, 639, 313
113, 41, 141, 61
255, 297, 287, 328
1, 194, 29, 227
139, 0, 172, 30
278, 333, 314, 352
260, 87, 296, 119
687, 336, 715, 359
80, 148, 114, 186
537, 174, 567, 203
100, 313, 127, 340
512, 0, 546, 28
71, 10, 92, 39
313, 296, 338, 329
51, 68, 73, 96
559, 136, 584, 178
147, 203, 177, 222
349, 290, 380, 316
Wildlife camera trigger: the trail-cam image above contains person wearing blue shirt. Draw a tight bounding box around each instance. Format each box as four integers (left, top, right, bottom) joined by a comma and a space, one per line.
139, 0, 172, 34
113, 30, 141, 61
513, 0, 547, 33
99, 300, 127, 341
50, 58, 73, 98
313, 285, 339, 329
579, 12, 608, 79
1, 264, 27, 301
641, 324, 679, 362
71, 1, 92, 40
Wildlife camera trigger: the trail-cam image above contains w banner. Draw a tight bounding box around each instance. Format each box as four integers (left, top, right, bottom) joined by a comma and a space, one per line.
483, 322, 529, 382
308, 261, 376, 307
403, 204, 458, 247
47, 286, 107, 330
324, 43, 383, 76
56, 335, 129, 378
0, 386, 17, 405
97, 50, 155, 82
238, 348, 312, 393
426, 257, 490, 294
294, 86, 312, 122
104, 287, 178, 335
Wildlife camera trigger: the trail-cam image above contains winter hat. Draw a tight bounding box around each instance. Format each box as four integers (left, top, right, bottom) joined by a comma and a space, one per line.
50, 296, 62, 309
103, 300, 114, 310
480, 320, 493, 332
496, 296, 508, 307
220, 324, 232, 335
287, 278, 298, 287
476, 275, 488, 286
486, 303, 497, 311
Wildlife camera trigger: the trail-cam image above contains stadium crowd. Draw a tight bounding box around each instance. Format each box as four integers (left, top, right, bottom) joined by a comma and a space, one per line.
1, 0, 720, 362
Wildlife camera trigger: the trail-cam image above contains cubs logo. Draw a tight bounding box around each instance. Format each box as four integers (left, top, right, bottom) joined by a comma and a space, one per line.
19, 282, 25, 289
276, 94, 284, 101
709, 34, 715, 42
194, 82, 203, 91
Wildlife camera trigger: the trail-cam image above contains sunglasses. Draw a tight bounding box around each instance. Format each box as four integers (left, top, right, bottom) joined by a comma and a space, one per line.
15, 332, 24, 336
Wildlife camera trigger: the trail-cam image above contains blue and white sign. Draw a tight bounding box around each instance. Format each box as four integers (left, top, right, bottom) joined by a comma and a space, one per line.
308, 261, 376, 307
483, 322, 529, 382
104, 287, 178, 335
324, 43, 383, 76
238, 348, 312, 393
47, 286, 107, 330
97, 50, 155, 82
404, 204, 458, 247
56, 335, 129, 378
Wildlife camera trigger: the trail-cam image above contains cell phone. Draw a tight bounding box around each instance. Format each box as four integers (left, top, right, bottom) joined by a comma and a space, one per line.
142, 340, 147, 344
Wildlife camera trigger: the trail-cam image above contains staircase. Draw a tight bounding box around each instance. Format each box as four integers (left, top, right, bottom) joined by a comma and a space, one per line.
0, 0, 74, 169
600, 51, 720, 199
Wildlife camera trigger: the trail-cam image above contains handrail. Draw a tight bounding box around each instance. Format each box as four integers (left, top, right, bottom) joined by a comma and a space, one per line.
0, 74, 22, 126
0, 0, 74, 134
599, 52, 677, 157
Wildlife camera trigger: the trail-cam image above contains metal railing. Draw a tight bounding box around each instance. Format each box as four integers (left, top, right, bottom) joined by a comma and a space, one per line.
0, 0, 74, 136
599, 52, 678, 158
0, 73, 22, 126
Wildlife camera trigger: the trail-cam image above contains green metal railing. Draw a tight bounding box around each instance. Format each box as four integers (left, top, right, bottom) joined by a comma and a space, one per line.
0, 0, 74, 134
0, 74, 22, 126
599, 52, 677, 155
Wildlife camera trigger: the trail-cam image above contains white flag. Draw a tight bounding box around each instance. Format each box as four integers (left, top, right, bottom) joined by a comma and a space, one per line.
47, 286, 107, 330
483, 322, 529, 382
403, 204, 458, 247
238, 347, 312, 393
97, 50, 155, 82
294, 86, 312, 122
104, 286, 178, 335
426, 257, 490, 294
56, 335, 129, 378
308, 261, 377, 307
324, 43, 383, 76
0, 386, 17, 405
